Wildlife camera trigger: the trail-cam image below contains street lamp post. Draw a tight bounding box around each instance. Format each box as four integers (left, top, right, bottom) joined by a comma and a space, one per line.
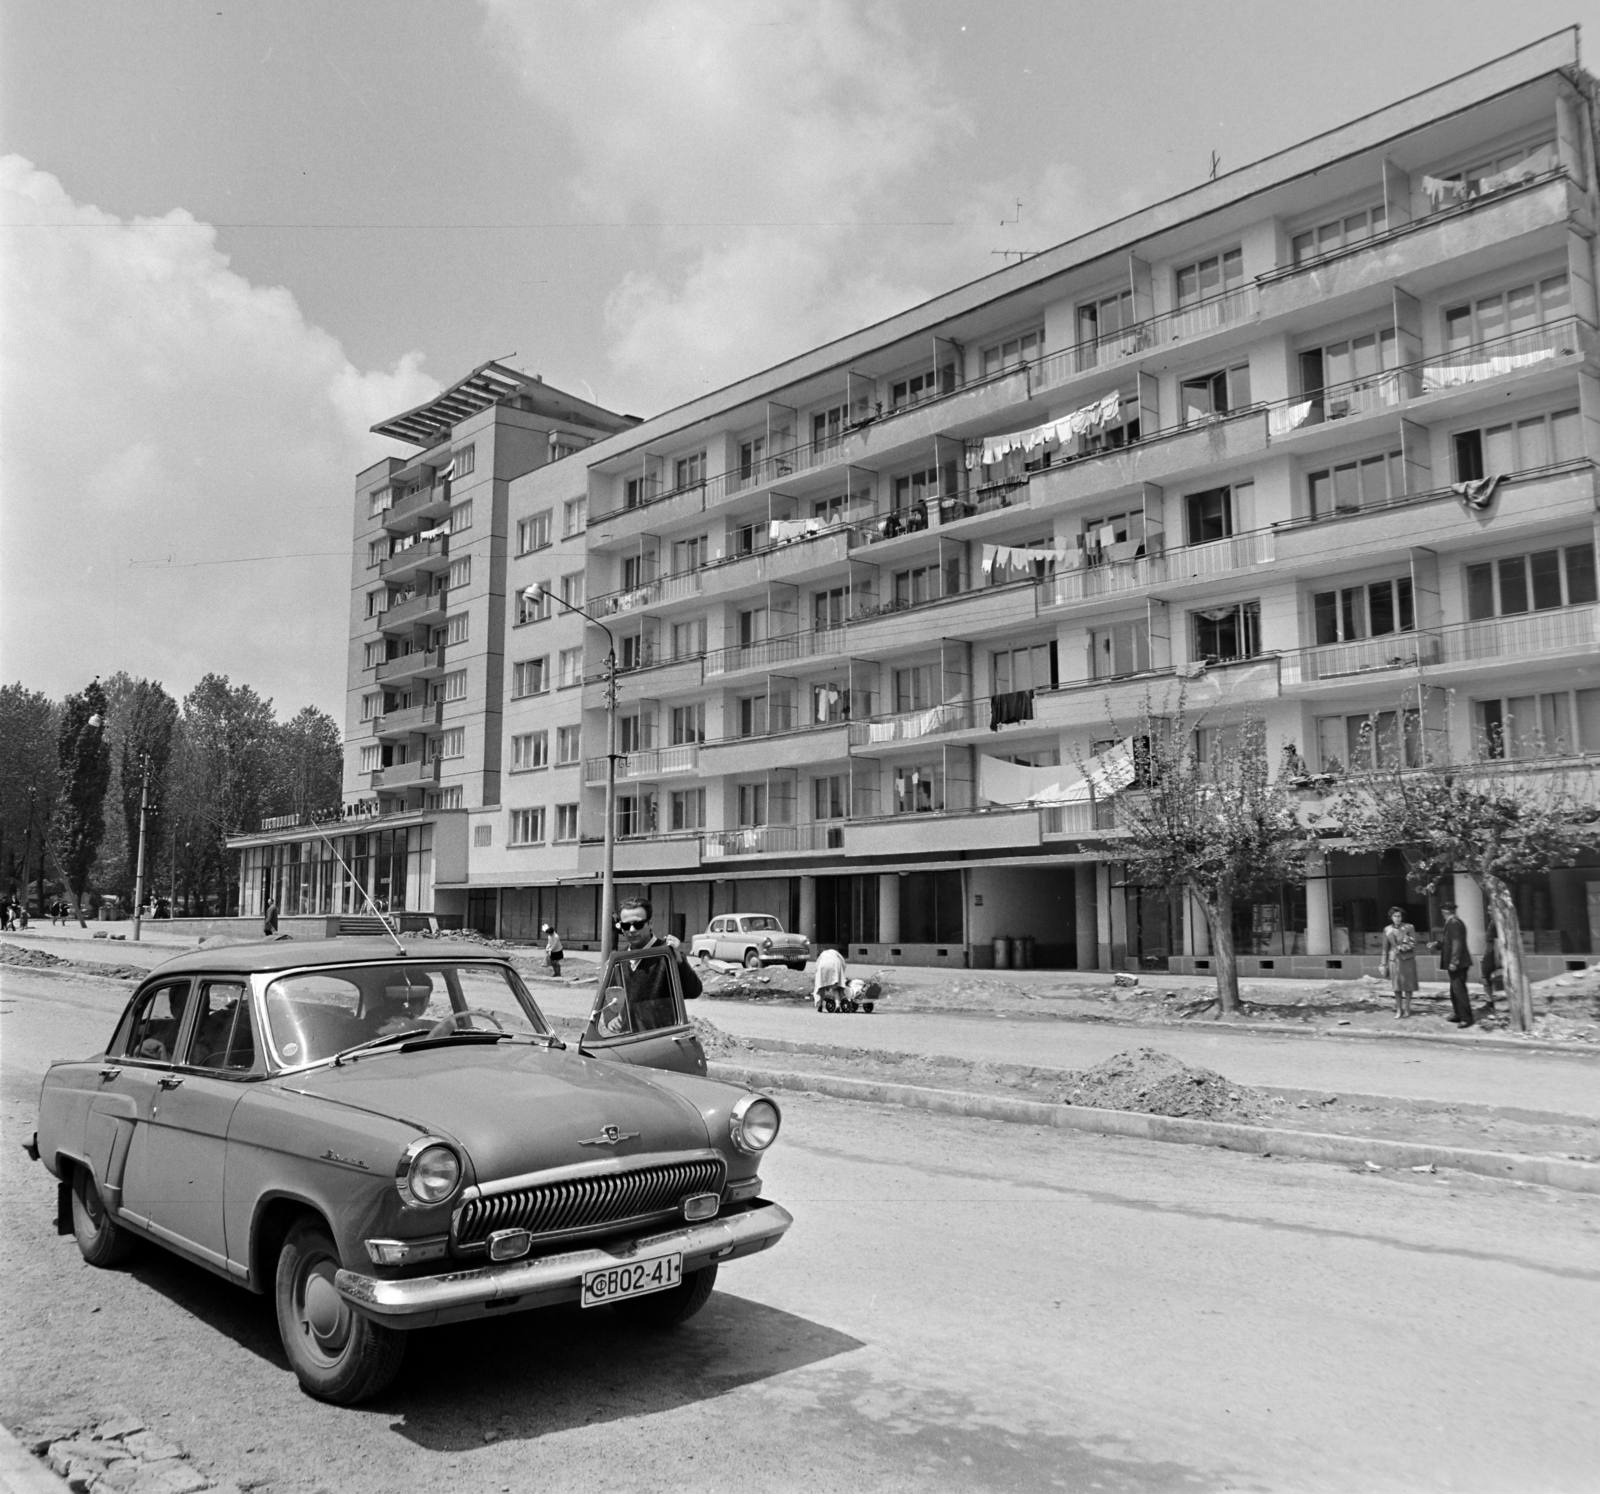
526, 586, 619, 963
131, 754, 152, 942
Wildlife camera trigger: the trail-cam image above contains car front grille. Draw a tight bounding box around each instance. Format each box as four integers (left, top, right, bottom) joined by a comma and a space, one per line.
454, 1157, 727, 1250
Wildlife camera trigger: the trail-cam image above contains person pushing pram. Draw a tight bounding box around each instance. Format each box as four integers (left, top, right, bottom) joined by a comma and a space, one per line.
812, 945, 879, 1014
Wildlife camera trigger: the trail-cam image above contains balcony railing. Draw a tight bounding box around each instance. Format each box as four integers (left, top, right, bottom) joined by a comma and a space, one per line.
582, 744, 699, 786
379, 534, 448, 580
1437, 603, 1597, 665
1038, 801, 1117, 837
372, 702, 442, 738
1044, 528, 1276, 609
374, 648, 443, 683
1282, 631, 1440, 685
379, 593, 446, 633
1418, 318, 1584, 393
368, 758, 440, 789
847, 699, 987, 747
704, 625, 853, 678
702, 822, 843, 859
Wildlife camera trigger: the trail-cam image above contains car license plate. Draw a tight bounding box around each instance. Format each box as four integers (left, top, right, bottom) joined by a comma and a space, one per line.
580, 1251, 682, 1308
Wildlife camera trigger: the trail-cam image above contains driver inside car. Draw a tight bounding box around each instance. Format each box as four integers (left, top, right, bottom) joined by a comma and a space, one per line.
362, 977, 437, 1039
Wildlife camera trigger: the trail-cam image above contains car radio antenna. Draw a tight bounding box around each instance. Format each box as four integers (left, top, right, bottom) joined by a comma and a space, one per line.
307, 815, 407, 956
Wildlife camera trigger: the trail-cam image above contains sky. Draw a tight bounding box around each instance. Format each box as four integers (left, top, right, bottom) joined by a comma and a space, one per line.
4, 0, 1599, 721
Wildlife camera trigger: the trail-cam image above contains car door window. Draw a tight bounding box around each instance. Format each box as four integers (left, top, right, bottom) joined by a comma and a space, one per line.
183, 981, 259, 1074
120, 982, 194, 1065
595, 950, 686, 1035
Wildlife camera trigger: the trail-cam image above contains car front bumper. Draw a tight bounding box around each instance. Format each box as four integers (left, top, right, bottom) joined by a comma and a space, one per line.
334, 1200, 793, 1329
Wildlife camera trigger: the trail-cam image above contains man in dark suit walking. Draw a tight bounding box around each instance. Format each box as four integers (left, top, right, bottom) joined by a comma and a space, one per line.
1434, 899, 1474, 1027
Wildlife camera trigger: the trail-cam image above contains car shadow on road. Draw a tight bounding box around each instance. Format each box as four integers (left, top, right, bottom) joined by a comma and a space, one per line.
385, 1292, 864, 1448
125, 1250, 289, 1369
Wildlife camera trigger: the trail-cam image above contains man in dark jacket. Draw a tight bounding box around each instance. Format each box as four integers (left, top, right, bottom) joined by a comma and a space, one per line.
1434, 900, 1474, 1027
613, 897, 701, 1031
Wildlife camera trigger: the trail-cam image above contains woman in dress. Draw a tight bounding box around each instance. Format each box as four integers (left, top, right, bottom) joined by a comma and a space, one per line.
1380, 905, 1419, 1018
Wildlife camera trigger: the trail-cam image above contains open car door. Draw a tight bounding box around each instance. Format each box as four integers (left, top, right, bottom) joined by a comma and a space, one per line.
580, 946, 707, 1076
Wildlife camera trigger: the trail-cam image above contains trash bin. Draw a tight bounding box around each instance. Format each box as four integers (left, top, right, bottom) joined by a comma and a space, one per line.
1015, 935, 1034, 969
992, 936, 1011, 970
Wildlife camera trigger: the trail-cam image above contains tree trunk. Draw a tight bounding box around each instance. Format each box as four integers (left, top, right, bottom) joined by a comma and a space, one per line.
1484, 877, 1533, 1032
1204, 897, 1241, 1013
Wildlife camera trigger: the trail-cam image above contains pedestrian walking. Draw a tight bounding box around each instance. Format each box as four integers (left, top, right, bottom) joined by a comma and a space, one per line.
1380, 905, 1419, 1019
1432, 900, 1475, 1027
0, 899, 11, 931
262, 896, 279, 937
543, 923, 563, 978
1479, 930, 1501, 1014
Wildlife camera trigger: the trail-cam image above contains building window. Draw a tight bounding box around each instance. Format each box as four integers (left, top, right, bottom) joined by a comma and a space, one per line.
1180, 363, 1251, 424
448, 556, 471, 590
359, 744, 382, 773
893, 764, 940, 815
1077, 287, 1134, 347
1445, 274, 1570, 353
619, 633, 648, 671
473, 823, 492, 848
893, 665, 935, 714
670, 703, 705, 746
368, 487, 394, 518
892, 466, 944, 512
674, 451, 707, 488
427, 728, 464, 761
365, 589, 388, 618
812, 681, 849, 724
813, 589, 846, 632
1298, 327, 1397, 401
981, 328, 1043, 378
563, 496, 587, 537
557, 647, 584, 687
672, 534, 710, 573
550, 433, 588, 462
560, 572, 585, 609
1307, 450, 1404, 519
1315, 709, 1422, 773
1291, 205, 1387, 266
511, 730, 548, 771
449, 500, 472, 533
737, 437, 767, 486
1313, 578, 1415, 645
360, 692, 382, 721
890, 362, 954, 410
812, 403, 849, 449
445, 613, 468, 645
1464, 543, 1597, 620
554, 804, 579, 842
670, 788, 706, 831
1192, 601, 1261, 663
511, 658, 548, 698
517, 587, 550, 625
1175, 246, 1243, 308
992, 642, 1055, 694
1475, 688, 1600, 760
452, 444, 475, 477
616, 792, 657, 838
364, 640, 386, 669
436, 669, 468, 702
1090, 620, 1150, 680
671, 618, 707, 659
556, 725, 581, 764
367, 537, 388, 568
737, 694, 768, 738
814, 775, 847, 820
423, 786, 463, 809
509, 807, 545, 845
1453, 407, 1582, 484
737, 783, 767, 828
517, 511, 552, 554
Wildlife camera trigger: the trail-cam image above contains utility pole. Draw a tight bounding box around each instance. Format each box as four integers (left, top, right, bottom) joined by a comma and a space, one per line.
131, 754, 151, 942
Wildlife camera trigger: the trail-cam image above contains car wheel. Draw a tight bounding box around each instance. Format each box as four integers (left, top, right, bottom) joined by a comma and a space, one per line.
71, 1166, 136, 1267
862, 1002, 875, 1013
614, 1263, 718, 1329
743, 949, 762, 970
275, 1218, 406, 1405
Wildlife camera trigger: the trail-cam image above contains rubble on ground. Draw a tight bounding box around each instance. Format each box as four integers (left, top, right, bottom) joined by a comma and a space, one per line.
1052, 1047, 1271, 1122
0, 941, 67, 968
15, 1405, 222, 1493
0, 942, 145, 982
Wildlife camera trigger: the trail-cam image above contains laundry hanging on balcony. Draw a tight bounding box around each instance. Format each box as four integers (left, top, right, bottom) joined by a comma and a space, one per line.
1451, 474, 1503, 511
1268, 400, 1316, 436
978, 755, 1069, 806
768, 518, 808, 544
988, 689, 1035, 730
968, 390, 1122, 469
981, 543, 1068, 583
419, 524, 449, 541
1420, 344, 1560, 391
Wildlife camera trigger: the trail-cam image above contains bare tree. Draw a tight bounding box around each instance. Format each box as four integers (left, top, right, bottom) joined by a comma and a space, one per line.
1101, 697, 1318, 1014
1335, 731, 1598, 1032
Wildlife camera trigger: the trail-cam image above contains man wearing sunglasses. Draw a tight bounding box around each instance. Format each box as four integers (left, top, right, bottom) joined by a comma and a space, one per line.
614, 896, 701, 1031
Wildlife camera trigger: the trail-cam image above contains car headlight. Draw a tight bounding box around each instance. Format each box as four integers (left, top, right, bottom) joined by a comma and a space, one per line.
729, 1094, 781, 1154
761, 937, 773, 949
395, 1138, 462, 1206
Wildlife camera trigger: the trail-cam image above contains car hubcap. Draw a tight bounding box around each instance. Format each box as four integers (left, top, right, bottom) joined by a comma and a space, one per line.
302, 1266, 350, 1354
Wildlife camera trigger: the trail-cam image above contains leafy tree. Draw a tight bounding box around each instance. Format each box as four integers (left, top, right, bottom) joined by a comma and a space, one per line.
1334, 735, 1598, 1032
269, 705, 343, 823
1099, 699, 1318, 1014
51, 680, 112, 926
0, 683, 60, 907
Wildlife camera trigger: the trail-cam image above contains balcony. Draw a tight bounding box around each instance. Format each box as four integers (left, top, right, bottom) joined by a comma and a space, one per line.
375, 648, 444, 684
1039, 801, 1120, 839
1437, 603, 1598, 669
699, 723, 852, 776
368, 758, 440, 790
373, 702, 442, 741
592, 570, 705, 618
701, 822, 843, 860
379, 534, 449, 583
1037, 655, 1283, 726
1043, 529, 1276, 613
581, 744, 699, 787
705, 625, 853, 679
378, 594, 446, 635
1281, 631, 1438, 687
382, 481, 451, 534
580, 653, 704, 710
848, 698, 988, 749
844, 807, 1042, 858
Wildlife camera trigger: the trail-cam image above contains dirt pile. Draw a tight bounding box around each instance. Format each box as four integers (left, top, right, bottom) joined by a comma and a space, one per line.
690, 1016, 760, 1057
0, 941, 67, 969
1054, 1047, 1270, 1122
697, 962, 817, 1002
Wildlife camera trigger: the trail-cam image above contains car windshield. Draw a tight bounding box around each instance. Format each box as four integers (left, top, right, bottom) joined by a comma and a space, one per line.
263, 962, 551, 1069
741, 916, 782, 932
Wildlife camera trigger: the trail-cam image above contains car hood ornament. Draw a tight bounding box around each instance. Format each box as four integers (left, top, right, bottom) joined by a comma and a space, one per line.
579, 1124, 641, 1147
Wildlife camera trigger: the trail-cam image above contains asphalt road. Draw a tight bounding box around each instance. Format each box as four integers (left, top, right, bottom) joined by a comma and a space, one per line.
4, 965, 1599, 1493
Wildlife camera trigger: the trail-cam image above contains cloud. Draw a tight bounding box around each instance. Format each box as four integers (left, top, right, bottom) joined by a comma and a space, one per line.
0, 156, 438, 718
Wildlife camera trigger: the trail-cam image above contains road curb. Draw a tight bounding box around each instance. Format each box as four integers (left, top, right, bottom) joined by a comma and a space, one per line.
708, 1062, 1600, 1194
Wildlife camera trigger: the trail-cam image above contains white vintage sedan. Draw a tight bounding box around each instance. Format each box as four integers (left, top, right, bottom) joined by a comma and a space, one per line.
690, 915, 811, 971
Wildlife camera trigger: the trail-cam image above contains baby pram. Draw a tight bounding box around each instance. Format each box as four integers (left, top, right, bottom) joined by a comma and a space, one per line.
815, 977, 880, 1014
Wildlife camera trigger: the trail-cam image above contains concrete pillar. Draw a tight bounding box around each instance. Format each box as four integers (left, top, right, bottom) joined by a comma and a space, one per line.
878, 873, 901, 946
1096, 862, 1114, 969
1108, 864, 1128, 968
1074, 865, 1098, 970
1453, 873, 1487, 957
799, 875, 818, 944
1305, 853, 1332, 956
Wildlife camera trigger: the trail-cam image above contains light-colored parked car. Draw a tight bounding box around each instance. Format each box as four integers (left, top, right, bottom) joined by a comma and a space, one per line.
28, 939, 790, 1405
690, 915, 810, 970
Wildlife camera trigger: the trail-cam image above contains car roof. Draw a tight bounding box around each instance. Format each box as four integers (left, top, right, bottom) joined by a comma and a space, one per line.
146, 938, 512, 978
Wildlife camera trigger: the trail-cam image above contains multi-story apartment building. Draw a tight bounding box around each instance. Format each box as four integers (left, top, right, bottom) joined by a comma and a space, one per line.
237, 32, 1600, 977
